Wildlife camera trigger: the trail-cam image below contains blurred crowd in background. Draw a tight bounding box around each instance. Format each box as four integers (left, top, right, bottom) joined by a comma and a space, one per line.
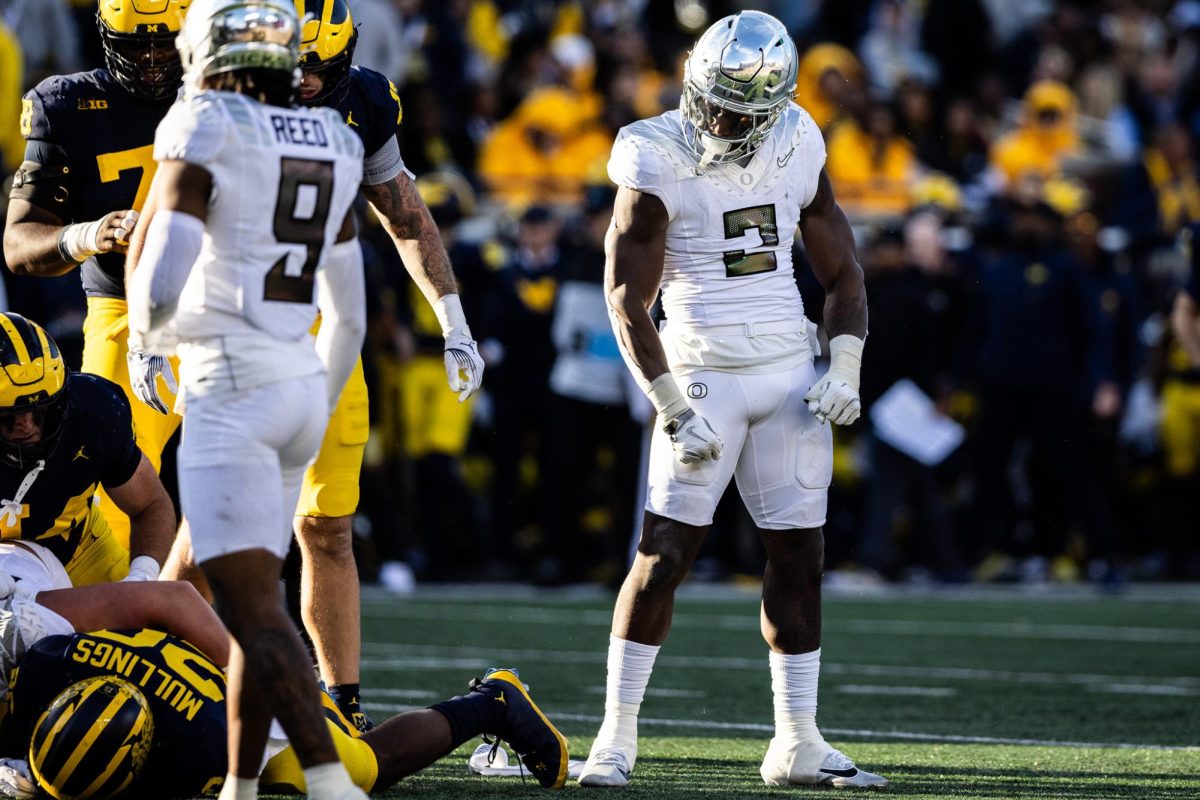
3, 0, 1200, 589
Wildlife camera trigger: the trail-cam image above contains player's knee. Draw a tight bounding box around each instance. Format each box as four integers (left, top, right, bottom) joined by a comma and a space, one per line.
631, 548, 691, 593
766, 528, 824, 582
296, 515, 354, 565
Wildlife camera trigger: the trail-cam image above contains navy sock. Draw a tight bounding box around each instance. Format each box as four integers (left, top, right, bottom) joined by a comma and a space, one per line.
430, 683, 507, 748
327, 683, 362, 708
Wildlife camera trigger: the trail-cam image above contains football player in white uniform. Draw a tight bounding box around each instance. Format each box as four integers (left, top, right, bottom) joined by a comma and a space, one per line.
125, 2, 370, 799
579, 11, 885, 790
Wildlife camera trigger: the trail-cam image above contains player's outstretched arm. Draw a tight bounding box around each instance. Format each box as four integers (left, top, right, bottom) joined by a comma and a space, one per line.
107, 454, 177, 578
34, 581, 230, 667
363, 172, 485, 399
798, 169, 868, 425
607, 186, 722, 463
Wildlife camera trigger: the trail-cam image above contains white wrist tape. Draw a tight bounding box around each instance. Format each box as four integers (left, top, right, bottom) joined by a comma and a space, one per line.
826, 334, 864, 392
433, 294, 470, 339
645, 372, 690, 421
126, 555, 161, 582
59, 219, 105, 263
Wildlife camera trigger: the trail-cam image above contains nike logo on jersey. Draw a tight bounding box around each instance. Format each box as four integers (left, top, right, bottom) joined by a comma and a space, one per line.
346, 111, 359, 128
73, 446, 88, 461
776, 147, 796, 168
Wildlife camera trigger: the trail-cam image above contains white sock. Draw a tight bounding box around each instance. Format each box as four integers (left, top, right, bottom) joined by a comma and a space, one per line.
769, 649, 823, 742
304, 762, 357, 799
217, 775, 257, 800
595, 635, 659, 750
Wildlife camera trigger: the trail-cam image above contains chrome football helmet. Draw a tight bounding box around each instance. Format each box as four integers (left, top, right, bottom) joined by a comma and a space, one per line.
178, 0, 301, 82
680, 11, 799, 167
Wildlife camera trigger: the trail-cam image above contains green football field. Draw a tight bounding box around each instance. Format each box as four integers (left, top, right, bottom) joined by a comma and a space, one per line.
279, 583, 1200, 799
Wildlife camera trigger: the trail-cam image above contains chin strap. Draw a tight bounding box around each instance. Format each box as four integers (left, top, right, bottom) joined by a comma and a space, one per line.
0, 460, 45, 529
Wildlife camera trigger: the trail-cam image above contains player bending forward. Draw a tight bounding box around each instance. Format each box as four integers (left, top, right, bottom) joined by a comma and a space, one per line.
579, 10, 886, 790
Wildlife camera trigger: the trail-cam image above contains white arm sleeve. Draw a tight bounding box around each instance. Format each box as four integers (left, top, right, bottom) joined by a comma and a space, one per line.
127, 210, 204, 346
315, 239, 367, 408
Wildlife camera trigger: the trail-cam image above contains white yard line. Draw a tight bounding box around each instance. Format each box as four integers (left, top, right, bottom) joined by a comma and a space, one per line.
835, 685, 958, 697
360, 643, 1200, 690
363, 603, 1200, 644
357, 702, 1200, 752
585, 686, 706, 698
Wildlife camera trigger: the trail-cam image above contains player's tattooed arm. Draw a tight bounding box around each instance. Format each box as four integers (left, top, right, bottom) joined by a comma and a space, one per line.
363, 172, 459, 301
799, 169, 868, 339
606, 186, 673, 384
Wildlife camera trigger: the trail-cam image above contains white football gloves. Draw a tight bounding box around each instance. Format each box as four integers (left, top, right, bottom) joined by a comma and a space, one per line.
127, 347, 177, 415
434, 294, 484, 402
645, 372, 724, 464
0, 759, 34, 799
444, 335, 485, 402
804, 334, 864, 426
122, 555, 161, 583
665, 407, 723, 464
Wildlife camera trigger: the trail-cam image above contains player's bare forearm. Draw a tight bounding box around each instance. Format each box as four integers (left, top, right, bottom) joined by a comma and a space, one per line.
125, 189, 157, 282
800, 170, 868, 339
2, 199, 77, 276
1172, 290, 1200, 367
363, 174, 459, 302
606, 186, 672, 383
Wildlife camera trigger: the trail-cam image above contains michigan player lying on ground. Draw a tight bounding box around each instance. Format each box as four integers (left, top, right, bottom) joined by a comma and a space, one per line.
0, 313, 174, 588
0, 625, 568, 798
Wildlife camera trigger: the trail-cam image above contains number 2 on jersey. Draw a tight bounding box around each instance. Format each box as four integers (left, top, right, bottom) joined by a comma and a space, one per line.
723, 204, 779, 277
264, 157, 334, 303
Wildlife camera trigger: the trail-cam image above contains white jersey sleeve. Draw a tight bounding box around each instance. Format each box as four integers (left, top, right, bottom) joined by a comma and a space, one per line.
608, 128, 684, 221
792, 106, 826, 208
153, 93, 231, 166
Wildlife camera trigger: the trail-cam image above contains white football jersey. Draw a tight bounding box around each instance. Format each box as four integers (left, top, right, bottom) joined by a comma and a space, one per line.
608, 105, 825, 373
152, 90, 363, 396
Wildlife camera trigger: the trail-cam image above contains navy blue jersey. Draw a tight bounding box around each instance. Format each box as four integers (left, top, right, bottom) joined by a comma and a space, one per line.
0, 373, 141, 565
20, 69, 174, 299
336, 66, 402, 161
5, 630, 227, 798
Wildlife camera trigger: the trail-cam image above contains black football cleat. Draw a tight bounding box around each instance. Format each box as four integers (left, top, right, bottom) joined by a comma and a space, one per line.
471, 668, 569, 788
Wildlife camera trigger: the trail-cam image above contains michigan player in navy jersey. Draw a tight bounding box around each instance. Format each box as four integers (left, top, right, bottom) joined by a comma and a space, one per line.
290, 0, 486, 732
1, 626, 568, 798
0, 313, 173, 588
3, 0, 191, 556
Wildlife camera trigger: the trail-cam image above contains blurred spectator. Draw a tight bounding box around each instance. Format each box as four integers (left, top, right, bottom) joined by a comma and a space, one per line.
918, 99, 990, 183
857, 225, 965, 580
0, 17, 21, 174
859, 0, 939, 96
921, 0, 994, 99
482, 205, 565, 566
0, 0, 80, 85
989, 80, 1081, 191
351, 0, 408, 86
795, 43, 864, 132
1075, 64, 1139, 162
539, 186, 641, 585
826, 102, 918, 219
477, 86, 612, 206
972, 187, 1096, 580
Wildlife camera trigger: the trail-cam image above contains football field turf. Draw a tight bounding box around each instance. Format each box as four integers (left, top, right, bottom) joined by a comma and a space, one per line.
276, 584, 1200, 799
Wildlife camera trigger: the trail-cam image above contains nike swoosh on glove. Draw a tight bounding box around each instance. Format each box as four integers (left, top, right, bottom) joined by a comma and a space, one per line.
127, 348, 177, 414
444, 335, 485, 402
668, 408, 724, 464
803, 378, 861, 425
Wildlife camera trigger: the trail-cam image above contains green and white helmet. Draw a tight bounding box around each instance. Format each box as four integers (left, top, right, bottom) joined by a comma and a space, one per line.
680, 10, 799, 167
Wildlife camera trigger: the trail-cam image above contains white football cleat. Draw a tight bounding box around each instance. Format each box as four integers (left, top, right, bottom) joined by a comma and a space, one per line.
578, 743, 635, 787
761, 738, 889, 789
